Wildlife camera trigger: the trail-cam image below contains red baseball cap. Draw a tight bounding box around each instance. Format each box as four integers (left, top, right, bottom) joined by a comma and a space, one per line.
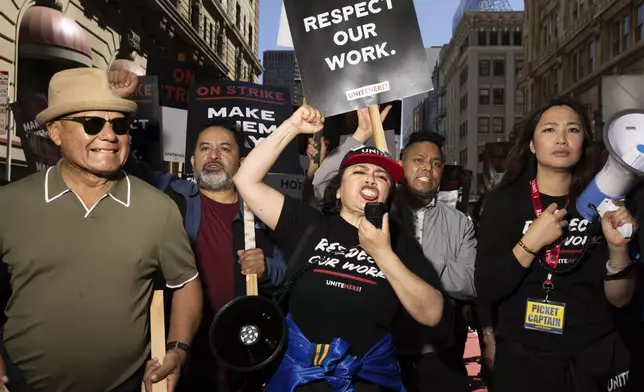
340, 146, 404, 183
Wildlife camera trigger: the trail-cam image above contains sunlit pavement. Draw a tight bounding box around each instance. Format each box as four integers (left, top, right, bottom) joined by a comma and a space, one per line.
464, 331, 487, 392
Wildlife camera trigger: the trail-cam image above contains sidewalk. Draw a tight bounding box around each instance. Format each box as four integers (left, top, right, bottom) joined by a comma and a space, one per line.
464, 331, 487, 392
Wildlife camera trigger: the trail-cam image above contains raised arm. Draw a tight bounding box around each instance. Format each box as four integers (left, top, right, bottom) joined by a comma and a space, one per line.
312, 106, 391, 199
233, 106, 324, 230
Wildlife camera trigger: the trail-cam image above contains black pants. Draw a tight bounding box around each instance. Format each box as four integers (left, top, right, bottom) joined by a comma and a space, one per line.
493, 334, 630, 392
398, 352, 470, 392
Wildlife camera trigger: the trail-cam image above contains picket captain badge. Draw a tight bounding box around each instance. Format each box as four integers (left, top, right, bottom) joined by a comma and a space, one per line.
524, 299, 566, 335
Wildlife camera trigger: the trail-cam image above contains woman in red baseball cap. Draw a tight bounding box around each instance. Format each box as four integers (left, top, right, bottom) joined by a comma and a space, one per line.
233, 105, 444, 392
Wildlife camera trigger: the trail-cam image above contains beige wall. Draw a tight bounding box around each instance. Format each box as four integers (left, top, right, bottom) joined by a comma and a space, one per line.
0, 0, 128, 102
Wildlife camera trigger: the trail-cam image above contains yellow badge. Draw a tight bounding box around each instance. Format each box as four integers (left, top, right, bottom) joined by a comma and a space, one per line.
524, 299, 565, 335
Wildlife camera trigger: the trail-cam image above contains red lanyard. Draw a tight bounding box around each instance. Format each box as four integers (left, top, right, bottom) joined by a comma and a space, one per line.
529, 179, 569, 289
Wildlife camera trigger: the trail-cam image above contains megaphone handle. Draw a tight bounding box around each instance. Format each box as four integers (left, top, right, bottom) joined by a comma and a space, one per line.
368, 105, 388, 154
596, 199, 634, 239
243, 202, 259, 296
150, 290, 168, 392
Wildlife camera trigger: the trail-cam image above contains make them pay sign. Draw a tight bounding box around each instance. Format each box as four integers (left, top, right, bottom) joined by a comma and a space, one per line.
303, 0, 395, 71
524, 299, 566, 335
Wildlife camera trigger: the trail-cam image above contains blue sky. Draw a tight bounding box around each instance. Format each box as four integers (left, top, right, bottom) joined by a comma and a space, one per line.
259, 0, 525, 56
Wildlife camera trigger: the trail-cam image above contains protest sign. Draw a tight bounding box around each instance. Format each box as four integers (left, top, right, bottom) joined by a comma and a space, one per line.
438, 165, 464, 209
128, 76, 163, 171
11, 97, 61, 172
456, 169, 473, 213
265, 173, 307, 199
146, 57, 219, 163
0, 71, 8, 141
185, 81, 301, 176
283, 0, 431, 117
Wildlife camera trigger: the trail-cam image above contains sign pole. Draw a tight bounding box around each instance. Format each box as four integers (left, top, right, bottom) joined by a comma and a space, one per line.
368, 105, 388, 153
303, 97, 324, 171
150, 290, 168, 392
243, 202, 259, 296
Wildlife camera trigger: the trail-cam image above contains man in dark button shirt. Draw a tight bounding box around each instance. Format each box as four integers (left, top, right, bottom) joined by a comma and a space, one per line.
119, 71, 287, 392
0, 68, 202, 392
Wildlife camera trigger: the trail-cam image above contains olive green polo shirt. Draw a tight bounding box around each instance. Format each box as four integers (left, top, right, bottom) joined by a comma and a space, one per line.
0, 160, 198, 392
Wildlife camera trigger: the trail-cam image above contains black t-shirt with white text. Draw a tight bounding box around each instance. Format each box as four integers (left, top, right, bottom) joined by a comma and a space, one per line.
273, 196, 439, 357
475, 179, 615, 354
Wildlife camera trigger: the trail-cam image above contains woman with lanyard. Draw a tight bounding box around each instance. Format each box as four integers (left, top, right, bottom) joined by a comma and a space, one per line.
475, 99, 637, 392
233, 105, 444, 391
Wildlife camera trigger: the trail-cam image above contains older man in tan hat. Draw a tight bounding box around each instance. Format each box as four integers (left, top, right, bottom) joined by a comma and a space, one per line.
0, 68, 202, 392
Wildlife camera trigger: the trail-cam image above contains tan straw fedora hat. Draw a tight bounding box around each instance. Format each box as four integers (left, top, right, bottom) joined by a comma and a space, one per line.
36, 68, 137, 125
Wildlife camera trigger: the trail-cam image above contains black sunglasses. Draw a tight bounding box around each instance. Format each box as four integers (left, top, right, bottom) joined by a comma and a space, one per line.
59, 116, 132, 135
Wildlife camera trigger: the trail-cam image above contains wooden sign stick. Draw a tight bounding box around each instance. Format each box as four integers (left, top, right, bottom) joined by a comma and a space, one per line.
150, 290, 168, 392
243, 202, 259, 296
367, 105, 389, 153
302, 98, 324, 174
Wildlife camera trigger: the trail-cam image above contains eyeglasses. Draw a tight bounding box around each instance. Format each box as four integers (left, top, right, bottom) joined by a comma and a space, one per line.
59, 116, 132, 135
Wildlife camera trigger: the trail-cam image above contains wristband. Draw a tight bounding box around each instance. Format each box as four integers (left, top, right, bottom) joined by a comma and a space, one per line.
518, 240, 537, 256
166, 341, 190, 354
605, 259, 633, 276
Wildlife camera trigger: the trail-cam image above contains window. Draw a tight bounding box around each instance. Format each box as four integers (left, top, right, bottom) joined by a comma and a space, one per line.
459, 148, 468, 166
493, 88, 505, 105
513, 30, 523, 46
515, 59, 524, 75
249, 25, 253, 47
554, 13, 559, 38
479, 60, 490, 76
623, 14, 631, 52
572, 52, 579, 83
236, 3, 241, 28
572, 1, 578, 20
612, 22, 621, 56
460, 67, 468, 86
478, 31, 487, 45
515, 89, 525, 105
479, 88, 490, 105
493, 117, 504, 134
501, 31, 510, 45
493, 60, 505, 76
637, 4, 644, 42
490, 31, 499, 45
479, 117, 490, 133
459, 121, 468, 140
578, 45, 586, 78
588, 39, 595, 73
460, 93, 468, 112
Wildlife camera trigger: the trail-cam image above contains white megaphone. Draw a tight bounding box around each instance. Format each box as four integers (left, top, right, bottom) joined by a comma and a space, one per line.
576, 109, 644, 238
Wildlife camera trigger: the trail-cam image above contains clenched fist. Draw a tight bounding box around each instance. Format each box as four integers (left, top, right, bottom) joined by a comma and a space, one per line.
522, 203, 568, 252
601, 200, 638, 248
237, 248, 266, 279
288, 105, 325, 135
108, 69, 140, 99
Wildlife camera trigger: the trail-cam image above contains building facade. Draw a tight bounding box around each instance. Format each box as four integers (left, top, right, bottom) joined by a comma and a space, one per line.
262, 50, 303, 106
407, 46, 442, 138
519, 0, 644, 139
437, 10, 525, 193
0, 0, 263, 168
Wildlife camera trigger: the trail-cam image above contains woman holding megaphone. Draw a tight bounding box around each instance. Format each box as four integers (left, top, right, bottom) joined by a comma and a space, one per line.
233, 105, 444, 391
475, 99, 637, 392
